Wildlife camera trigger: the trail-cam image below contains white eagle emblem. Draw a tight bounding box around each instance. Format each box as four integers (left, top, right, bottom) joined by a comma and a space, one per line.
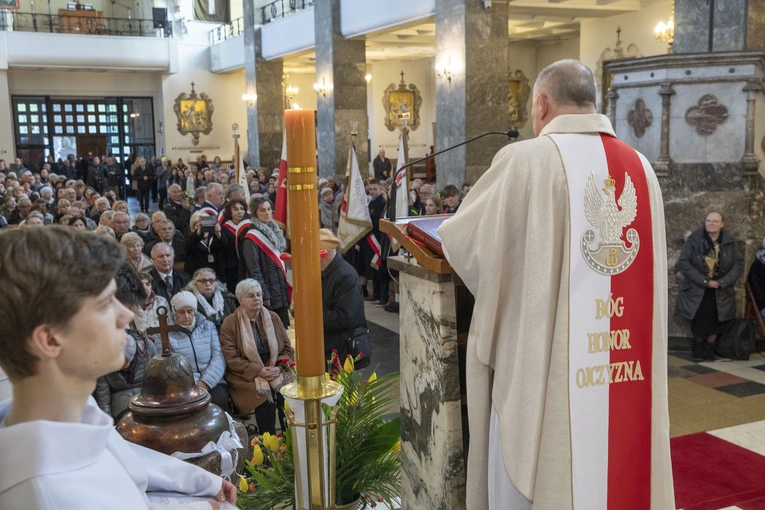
581, 171, 640, 275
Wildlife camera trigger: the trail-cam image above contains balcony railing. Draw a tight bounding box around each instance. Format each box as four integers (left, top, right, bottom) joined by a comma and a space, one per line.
0, 12, 171, 38
208, 16, 243, 45
261, 0, 310, 25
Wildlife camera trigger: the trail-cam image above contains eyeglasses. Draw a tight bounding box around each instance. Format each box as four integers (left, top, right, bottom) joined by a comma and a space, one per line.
197, 278, 216, 284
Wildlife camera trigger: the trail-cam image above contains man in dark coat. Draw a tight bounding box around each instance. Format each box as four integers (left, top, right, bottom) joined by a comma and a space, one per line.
164, 184, 192, 236
320, 230, 369, 363
144, 219, 186, 263
133, 159, 155, 213
362, 179, 388, 305
372, 149, 391, 180
149, 242, 191, 302
747, 238, 765, 314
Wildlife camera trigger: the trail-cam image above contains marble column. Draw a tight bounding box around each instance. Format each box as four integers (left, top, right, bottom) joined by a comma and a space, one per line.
435, 0, 509, 186
653, 83, 675, 177
389, 256, 466, 510
243, 1, 284, 171
314, 0, 369, 179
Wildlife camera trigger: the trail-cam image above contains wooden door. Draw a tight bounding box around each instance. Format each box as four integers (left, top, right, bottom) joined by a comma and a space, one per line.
76, 135, 107, 159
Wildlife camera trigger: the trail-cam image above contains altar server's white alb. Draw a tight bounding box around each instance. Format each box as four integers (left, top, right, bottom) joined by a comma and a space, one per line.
440, 113, 674, 510
0, 397, 223, 509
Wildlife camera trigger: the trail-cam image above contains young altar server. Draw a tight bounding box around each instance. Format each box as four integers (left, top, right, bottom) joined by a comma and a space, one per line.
0, 227, 237, 509
439, 59, 675, 509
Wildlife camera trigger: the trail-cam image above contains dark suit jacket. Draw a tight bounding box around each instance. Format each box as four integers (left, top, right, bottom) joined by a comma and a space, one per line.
144, 231, 186, 262
164, 200, 191, 237
149, 267, 191, 302
373, 156, 391, 180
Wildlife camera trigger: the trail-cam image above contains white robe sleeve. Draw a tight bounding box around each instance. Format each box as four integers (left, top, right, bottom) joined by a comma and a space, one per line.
130, 442, 222, 497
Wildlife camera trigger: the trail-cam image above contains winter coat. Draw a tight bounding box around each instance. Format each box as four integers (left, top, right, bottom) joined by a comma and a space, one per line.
675, 228, 744, 322
94, 330, 157, 420
153, 312, 226, 389
183, 231, 227, 280
319, 200, 338, 233
321, 254, 368, 360
164, 200, 191, 237
133, 165, 155, 191
87, 164, 110, 193
219, 309, 295, 415
239, 235, 290, 311
149, 267, 192, 303
195, 290, 239, 331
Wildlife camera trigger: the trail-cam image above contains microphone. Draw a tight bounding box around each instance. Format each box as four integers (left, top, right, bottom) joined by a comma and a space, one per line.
388, 129, 520, 223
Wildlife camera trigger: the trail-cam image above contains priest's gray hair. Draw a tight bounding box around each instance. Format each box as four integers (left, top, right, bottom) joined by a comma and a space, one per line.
235, 278, 262, 300
535, 59, 598, 108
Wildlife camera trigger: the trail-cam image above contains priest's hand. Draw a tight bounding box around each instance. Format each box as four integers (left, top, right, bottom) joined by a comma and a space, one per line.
215, 479, 238, 505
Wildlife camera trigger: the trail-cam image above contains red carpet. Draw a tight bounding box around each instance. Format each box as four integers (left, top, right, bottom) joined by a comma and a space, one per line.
672, 432, 765, 509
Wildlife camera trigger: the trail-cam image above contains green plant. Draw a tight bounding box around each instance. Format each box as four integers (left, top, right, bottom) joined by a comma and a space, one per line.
237, 352, 400, 509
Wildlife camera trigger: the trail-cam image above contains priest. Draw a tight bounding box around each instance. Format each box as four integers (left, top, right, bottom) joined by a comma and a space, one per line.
439, 59, 674, 509
0, 227, 237, 509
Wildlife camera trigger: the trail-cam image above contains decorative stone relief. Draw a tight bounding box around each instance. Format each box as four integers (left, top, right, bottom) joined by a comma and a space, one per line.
595, 28, 641, 113
508, 69, 530, 129
382, 71, 423, 132
627, 99, 653, 138
685, 94, 728, 136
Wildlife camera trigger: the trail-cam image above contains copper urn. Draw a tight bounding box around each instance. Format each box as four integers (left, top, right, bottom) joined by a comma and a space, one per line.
116, 308, 229, 455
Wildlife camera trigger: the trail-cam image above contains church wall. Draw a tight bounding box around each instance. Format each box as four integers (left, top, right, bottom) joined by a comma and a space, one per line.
367, 58, 436, 167
283, 71, 317, 113
0, 70, 14, 160
160, 41, 247, 163
13, 0, 137, 19
579, 1, 673, 76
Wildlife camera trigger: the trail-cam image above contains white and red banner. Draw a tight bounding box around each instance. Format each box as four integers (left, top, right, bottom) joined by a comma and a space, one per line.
552, 132, 654, 510
366, 234, 382, 270
337, 146, 372, 253
274, 132, 288, 232
244, 229, 293, 303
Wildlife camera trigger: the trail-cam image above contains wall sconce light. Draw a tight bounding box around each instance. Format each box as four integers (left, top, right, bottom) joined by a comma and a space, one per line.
286, 86, 299, 98
436, 57, 452, 83
130, 112, 140, 118
313, 78, 327, 98
242, 93, 257, 106
365, 74, 372, 83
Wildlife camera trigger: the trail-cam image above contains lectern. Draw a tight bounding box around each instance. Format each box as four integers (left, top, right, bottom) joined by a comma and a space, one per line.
380, 218, 472, 510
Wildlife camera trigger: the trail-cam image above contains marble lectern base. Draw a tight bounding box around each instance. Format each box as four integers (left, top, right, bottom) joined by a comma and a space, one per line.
389, 256, 468, 510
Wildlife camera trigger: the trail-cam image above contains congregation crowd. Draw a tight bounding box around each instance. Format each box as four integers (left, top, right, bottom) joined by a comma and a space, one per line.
0, 148, 469, 435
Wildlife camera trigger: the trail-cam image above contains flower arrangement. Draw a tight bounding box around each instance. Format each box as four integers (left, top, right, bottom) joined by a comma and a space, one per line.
236, 352, 401, 510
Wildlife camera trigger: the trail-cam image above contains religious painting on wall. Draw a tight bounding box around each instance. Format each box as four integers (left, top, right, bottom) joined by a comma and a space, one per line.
173, 83, 214, 146
0, 0, 20, 9
382, 71, 423, 132
508, 69, 531, 129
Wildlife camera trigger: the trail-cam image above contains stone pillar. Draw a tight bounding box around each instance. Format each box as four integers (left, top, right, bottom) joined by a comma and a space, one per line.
674, 0, 765, 53
314, 0, 369, 179
435, 0, 509, 186
243, 0, 284, 170
653, 83, 675, 177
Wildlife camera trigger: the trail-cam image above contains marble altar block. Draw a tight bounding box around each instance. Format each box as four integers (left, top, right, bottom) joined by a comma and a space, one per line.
389, 256, 467, 510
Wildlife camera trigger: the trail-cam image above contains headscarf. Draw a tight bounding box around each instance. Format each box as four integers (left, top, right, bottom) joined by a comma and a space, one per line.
251, 218, 287, 253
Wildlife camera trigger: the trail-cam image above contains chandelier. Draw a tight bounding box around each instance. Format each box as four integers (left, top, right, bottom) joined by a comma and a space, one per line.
654, 1, 674, 50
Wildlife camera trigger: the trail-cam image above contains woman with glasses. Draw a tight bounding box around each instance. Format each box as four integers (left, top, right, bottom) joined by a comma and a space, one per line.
185, 268, 238, 331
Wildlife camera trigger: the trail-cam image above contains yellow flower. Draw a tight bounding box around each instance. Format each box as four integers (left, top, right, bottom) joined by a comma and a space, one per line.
262, 432, 279, 452
368, 372, 377, 384
238, 475, 249, 493
343, 357, 354, 374
392, 440, 401, 453
251, 445, 264, 466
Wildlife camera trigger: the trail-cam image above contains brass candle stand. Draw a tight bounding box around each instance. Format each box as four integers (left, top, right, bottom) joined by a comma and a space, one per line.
281, 376, 343, 510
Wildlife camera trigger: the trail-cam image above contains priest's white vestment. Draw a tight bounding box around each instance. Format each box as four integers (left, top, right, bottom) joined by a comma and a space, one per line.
0, 397, 223, 509
439, 114, 675, 510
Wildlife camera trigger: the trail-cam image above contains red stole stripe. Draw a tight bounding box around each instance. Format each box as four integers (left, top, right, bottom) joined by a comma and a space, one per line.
224, 219, 252, 255
244, 229, 292, 302
601, 133, 653, 509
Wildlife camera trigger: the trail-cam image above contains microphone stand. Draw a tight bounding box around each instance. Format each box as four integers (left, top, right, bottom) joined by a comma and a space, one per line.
388, 129, 520, 223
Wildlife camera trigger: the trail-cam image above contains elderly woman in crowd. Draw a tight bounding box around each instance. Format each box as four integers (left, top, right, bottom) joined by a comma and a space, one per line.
132, 212, 152, 239
92, 196, 111, 223
240, 196, 291, 327
66, 215, 87, 230
221, 198, 250, 292
185, 268, 238, 331
122, 232, 154, 273
676, 211, 744, 360
184, 210, 226, 278
132, 272, 170, 333
22, 211, 44, 227
157, 291, 228, 409
220, 279, 295, 434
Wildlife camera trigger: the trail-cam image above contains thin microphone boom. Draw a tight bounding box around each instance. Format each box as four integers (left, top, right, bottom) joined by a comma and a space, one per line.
388, 129, 520, 223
